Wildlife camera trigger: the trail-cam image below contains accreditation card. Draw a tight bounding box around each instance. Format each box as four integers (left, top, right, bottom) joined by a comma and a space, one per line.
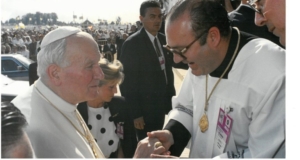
159, 56, 165, 70
213, 108, 233, 154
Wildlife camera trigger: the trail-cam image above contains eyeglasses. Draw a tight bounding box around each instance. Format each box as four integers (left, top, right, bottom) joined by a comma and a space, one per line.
163, 32, 206, 59
248, 0, 264, 16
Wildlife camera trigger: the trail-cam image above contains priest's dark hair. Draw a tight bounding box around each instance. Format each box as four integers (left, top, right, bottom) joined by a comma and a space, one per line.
166, 0, 231, 45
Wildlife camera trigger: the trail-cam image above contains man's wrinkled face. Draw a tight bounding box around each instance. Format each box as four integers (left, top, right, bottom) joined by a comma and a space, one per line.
58, 34, 104, 104
254, 0, 285, 46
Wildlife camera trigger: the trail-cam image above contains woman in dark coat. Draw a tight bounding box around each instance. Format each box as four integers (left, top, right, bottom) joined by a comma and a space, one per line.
78, 58, 137, 158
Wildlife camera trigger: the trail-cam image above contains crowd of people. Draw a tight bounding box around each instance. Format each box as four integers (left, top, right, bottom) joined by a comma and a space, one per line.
1, 0, 286, 158
1, 22, 141, 62
1, 28, 44, 59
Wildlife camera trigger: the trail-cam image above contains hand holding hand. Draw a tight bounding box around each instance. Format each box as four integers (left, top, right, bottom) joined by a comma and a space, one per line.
147, 130, 174, 151
133, 137, 169, 158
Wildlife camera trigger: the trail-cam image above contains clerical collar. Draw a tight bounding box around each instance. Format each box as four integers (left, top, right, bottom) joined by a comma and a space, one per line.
210, 28, 240, 79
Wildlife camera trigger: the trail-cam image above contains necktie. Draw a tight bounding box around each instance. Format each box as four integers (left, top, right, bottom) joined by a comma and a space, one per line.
154, 37, 168, 84
154, 37, 162, 57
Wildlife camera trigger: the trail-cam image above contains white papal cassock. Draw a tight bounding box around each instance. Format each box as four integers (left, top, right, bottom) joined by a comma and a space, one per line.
12, 79, 105, 158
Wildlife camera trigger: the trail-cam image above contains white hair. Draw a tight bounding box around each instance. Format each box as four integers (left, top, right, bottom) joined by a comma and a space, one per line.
37, 38, 69, 79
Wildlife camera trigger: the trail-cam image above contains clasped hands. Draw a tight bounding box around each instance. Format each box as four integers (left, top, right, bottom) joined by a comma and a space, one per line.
133, 130, 179, 158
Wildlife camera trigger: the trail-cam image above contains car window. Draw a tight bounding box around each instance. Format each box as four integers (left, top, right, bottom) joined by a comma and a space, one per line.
1, 59, 19, 71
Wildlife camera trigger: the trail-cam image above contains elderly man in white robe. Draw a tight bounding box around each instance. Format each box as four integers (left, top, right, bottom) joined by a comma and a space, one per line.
12, 26, 106, 158
133, 0, 285, 158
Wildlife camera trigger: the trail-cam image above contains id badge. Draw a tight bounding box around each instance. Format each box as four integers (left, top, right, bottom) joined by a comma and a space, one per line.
213, 108, 233, 154
159, 56, 165, 70
117, 122, 124, 139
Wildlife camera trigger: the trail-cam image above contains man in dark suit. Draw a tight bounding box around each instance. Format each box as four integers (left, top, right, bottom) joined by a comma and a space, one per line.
103, 38, 116, 62
228, 0, 284, 48
28, 62, 38, 86
120, 0, 186, 142
27, 36, 38, 61
116, 33, 128, 60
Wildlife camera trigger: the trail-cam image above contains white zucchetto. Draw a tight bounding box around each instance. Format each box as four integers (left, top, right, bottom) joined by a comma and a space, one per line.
41, 26, 81, 48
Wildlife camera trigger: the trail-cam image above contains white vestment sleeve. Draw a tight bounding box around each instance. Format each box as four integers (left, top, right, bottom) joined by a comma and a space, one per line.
245, 75, 285, 158
237, 39, 285, 158
220, 77, 285, 159
168, 68, 194, 134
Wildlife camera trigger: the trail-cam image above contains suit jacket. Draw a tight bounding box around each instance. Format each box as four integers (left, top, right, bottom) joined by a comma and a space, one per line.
29, 62, 38, 86
103, 43, 117, 55
116, 36, 125, 60
103, 43, 117, 61
77, 96, 136, 158
28, 42, 37, 60
119, 28, 176, 122
229, 4, 284, 48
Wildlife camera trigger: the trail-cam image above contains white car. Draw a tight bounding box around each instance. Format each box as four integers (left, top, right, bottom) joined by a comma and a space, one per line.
1, 74, 30, 102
